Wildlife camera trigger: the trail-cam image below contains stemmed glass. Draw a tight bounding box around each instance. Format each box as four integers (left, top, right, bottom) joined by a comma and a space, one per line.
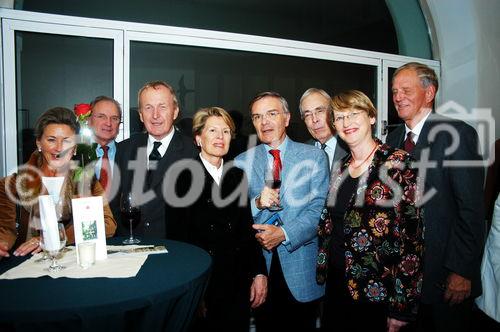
120, 192, 141, 244
265, 167, 283, 211
44, 223, 67, 272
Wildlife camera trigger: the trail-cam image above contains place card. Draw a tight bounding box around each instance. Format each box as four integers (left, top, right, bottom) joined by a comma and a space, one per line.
72, 196, 107, 262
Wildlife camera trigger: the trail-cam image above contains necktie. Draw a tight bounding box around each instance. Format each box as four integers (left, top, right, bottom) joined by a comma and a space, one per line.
147, 141, 162, 187
320, 143, 330, 169
149, 141, 162, 162
404, 131, 416, 154
99, 145, 110, 192
269, 149, 282, 181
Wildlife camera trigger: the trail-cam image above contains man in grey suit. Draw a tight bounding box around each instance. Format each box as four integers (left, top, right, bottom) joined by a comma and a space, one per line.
386, 62, 485, 332
235, 91, 329, 331
299, 88, 348, 169
111, 81, 197, 240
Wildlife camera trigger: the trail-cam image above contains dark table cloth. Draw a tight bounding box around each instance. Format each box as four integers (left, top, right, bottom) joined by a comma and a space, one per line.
0, 239, 211, 332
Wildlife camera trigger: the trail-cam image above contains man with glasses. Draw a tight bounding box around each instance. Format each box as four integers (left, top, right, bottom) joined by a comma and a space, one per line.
235, 91, 329, 331
299, 88, 347, 169
88, 96, 122, 193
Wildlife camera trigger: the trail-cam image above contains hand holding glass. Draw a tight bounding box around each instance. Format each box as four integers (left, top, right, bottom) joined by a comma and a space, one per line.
264, 168, 283, 211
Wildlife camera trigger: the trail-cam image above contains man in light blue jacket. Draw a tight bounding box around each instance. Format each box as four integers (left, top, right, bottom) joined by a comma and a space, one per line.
235, 91, 329, 331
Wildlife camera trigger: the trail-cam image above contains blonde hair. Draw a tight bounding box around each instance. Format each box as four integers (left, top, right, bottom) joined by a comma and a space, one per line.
192, 107, 236, 139
331, 90, 377, 119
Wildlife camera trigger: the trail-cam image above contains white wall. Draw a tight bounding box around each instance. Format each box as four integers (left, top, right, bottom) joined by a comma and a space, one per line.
425, 0, 499, 140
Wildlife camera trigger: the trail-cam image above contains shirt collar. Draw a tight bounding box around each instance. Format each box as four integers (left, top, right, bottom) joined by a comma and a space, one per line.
95, 140, 116, 157
199, 153, 224, 185
148, 128, 175, 157
405, 111, 432, 143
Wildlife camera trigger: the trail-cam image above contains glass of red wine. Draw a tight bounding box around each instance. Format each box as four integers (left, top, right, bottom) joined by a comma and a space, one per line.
120, 192, 141, 244
265, 167, 283, 211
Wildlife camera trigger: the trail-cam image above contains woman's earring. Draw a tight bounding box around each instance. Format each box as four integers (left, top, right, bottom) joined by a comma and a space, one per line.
197, 141, 202, 147
37, 146, 41, 152
73, 148, 77, 156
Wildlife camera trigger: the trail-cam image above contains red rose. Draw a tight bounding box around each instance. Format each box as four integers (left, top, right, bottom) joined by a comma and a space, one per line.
74, 103, 92, 117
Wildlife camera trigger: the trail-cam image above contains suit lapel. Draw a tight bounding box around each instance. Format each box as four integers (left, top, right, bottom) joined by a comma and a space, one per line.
333, 136, 348, 162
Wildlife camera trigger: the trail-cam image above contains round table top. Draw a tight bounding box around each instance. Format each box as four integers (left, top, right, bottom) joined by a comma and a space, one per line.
0, 239, 211, 323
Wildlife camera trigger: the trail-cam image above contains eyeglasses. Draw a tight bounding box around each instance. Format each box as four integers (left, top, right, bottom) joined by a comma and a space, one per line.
302, 107, 328, 120
333, 111, 363, 124
93, 113, 121, 124
251, 110, 283, 123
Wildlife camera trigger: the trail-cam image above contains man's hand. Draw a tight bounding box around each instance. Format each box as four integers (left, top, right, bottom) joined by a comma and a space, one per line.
13, 237, 41, 257
250, 275, 268, 308
252, 224, 285, 250
387, 318, 408, 332
0, 241, 10, 259
444, 272, 471, 305
256, 187, 280, 210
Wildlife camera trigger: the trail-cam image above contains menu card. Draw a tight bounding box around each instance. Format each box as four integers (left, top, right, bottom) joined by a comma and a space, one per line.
72, 196, 107, 261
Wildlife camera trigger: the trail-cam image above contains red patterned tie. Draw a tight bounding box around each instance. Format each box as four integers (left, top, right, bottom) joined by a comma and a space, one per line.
99, 145, 110, 191
269, 149, 282, 181
404, 131, 415, 154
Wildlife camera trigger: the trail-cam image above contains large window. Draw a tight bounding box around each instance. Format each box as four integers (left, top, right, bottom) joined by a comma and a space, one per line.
0, 9, 439, 176
130, 42, 376, 142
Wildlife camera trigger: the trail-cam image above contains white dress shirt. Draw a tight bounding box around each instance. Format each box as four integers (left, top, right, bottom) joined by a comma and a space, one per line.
146, 129, 175, 169
199, 153, 224, 185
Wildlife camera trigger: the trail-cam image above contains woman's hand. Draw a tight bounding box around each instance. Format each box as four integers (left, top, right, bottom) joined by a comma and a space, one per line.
387, 318, 408, 332
0, 241, 10, 258
250, 275, 268, 308
13, 237, 42, 256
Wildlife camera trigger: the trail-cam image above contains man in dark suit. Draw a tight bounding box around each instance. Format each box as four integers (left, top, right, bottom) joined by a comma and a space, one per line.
87, 96, 122, 194
299, 88, 347, 169
111, 81, 197, 240
386, 62, 485, 332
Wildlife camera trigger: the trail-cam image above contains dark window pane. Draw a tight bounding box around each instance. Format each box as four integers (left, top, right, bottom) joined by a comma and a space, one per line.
130, 42, 376, 143
15, 31, 113, 165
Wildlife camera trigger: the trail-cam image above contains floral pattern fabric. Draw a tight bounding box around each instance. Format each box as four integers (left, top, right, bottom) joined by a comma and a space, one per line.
317, 140, 424, 321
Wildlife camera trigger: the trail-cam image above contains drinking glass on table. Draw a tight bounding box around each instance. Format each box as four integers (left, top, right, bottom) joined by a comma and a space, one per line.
44, 223, 67, 272
120, 192, 141, 244
264, 167, 283, 211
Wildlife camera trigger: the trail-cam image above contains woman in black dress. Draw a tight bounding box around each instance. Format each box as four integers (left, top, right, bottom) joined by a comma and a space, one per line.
188, 107, 267, 332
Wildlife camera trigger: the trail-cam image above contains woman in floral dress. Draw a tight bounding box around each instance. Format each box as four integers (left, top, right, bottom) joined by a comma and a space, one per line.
317, 90, 424, 332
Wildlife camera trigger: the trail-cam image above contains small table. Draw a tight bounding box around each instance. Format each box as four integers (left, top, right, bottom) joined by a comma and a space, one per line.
0, 239, 211, 332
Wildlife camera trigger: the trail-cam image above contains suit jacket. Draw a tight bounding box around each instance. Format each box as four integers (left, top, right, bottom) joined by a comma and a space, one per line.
307, 135, 349, 169
185, 157, 267, 326
386, 113, 485, 303
235, 137, 329, 302
111, 131, 197, 240
476, 193, 500, 322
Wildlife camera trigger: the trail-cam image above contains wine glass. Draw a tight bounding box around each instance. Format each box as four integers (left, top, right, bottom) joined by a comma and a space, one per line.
34, 235, 51, 264
120, 192, 141, 244
264, 167, 283, 211
28, 211, 50, 263
44, 223, 67, 272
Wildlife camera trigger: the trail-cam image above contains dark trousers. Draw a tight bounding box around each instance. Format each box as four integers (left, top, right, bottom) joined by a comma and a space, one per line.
414, 299, 473, 332
254, 250, 319, 332
321, 267, 387, 332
